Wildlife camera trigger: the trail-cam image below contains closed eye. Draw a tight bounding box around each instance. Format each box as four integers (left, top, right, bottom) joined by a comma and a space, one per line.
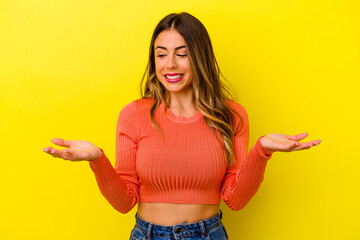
156, 54, 187, 58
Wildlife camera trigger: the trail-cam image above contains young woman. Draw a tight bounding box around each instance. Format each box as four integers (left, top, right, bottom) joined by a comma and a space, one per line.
43, 12, 321, 240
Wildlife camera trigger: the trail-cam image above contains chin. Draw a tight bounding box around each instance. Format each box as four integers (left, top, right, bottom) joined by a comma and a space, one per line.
158, 79, 192, 94
164, 87, 184, 93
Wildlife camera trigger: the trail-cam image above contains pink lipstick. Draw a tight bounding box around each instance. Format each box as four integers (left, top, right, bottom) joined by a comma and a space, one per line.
164, 73, 184, 83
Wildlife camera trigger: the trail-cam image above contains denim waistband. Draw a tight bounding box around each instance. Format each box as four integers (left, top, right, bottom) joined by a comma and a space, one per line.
134, 209, 223, 239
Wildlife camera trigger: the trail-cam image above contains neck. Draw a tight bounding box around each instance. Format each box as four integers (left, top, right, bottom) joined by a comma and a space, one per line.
167, 89, 197, 117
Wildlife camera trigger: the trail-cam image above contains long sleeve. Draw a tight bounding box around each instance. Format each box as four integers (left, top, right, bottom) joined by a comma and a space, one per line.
89, 101, 139, 213
221, 102, 275, 211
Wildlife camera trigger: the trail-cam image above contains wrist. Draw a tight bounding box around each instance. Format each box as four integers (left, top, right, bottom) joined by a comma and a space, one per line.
88, 148, 104, 161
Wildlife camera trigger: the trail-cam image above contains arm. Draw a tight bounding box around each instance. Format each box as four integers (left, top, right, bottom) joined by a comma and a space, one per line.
89, 101, 139, 213
221, 102, 274, 211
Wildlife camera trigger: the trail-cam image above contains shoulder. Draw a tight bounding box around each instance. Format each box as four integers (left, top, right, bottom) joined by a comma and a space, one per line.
224, 99, 248, 119
134, 97, 155, 110
224, 99, 249, 134
120, 97, 155, 115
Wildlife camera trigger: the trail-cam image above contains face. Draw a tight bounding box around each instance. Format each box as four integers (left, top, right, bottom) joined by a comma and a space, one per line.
154, 29, 193, 95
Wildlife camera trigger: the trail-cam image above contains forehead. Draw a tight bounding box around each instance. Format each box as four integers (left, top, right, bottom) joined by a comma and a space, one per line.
154, 29, 186, 49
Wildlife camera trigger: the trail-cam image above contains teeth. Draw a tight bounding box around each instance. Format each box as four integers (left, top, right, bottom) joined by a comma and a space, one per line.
166, 74, 182, 79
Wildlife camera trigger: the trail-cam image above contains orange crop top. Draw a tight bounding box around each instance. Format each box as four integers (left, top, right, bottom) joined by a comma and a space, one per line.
89, 98, 274, 213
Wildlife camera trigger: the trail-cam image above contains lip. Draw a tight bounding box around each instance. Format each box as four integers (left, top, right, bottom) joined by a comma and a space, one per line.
166, 73, 182, 76
164, 74, 184, 83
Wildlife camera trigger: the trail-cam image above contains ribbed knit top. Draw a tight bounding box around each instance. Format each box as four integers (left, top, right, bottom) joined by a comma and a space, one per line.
89, 98, 274, 213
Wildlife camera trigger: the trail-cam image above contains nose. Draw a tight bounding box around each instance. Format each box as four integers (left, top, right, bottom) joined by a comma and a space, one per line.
166, 55, 178, 69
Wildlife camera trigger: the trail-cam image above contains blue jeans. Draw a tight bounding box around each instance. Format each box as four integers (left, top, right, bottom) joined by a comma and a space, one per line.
129, 209, 229, 240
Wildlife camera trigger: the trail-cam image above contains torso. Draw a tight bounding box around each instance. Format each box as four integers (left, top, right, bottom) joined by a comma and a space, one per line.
137, 202, 220, 226
137, 99, 226, 226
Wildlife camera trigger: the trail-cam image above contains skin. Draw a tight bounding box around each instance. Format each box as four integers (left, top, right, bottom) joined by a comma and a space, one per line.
154, 29, 197, 116
42, 29, 321, 226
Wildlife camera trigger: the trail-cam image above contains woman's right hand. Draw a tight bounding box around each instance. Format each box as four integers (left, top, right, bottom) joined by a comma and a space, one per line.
42, 138, 102, 161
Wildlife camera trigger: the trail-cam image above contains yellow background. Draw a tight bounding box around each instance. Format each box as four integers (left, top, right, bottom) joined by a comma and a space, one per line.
0, 0, 359, 239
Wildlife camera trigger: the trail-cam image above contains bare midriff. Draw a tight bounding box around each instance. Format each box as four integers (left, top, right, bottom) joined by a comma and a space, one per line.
137, 202, 220, 226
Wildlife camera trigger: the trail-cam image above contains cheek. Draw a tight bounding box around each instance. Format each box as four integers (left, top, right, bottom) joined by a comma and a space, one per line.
154, 65, 161, 78
185, 65, 193, 78
155, 64, 164, 81
155, 60, 164, 73
183, 61, 192, 74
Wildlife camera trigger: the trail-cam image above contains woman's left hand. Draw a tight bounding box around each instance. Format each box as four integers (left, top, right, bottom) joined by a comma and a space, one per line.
260, 132, 321, 152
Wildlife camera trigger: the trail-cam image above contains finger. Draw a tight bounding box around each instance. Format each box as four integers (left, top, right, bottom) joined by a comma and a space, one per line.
287, 132, 308, 141
288, 141, 300, 148
43, 147, 76, 160
304, 140, 322, 146
288, 141, 321, 151
284, 141, 302, 151
63, 149, 76, 160
43, 147, 56, 155
51, 138, 71, 148
49, 148, 61, 158
42, 147, 58, 158
48, 148, 67, 159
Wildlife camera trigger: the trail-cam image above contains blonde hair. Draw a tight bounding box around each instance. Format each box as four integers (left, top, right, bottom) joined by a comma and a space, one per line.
140, 12, 243, 168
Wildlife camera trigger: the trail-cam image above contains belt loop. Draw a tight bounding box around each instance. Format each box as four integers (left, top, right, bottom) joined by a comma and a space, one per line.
145, 223, 153, 240
199, 221, 207, 238
219, 209, 223, 220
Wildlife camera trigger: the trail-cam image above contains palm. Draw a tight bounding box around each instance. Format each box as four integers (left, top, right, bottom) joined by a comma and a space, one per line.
42, 138, 102, 161
260, 132, 321, 152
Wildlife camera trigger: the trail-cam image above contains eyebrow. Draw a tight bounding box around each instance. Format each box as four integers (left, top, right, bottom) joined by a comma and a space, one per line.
155, 45, 186, 50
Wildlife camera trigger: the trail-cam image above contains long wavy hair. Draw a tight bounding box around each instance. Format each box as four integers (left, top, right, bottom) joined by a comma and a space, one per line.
140, 12, 243, 168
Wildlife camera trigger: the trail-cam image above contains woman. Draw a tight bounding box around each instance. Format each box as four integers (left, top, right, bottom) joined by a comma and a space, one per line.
43, 12, 321, 240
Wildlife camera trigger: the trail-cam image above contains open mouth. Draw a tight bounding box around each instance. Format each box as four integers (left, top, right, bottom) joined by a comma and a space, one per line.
165, 74, 184, 80
164, 74, 184, 83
